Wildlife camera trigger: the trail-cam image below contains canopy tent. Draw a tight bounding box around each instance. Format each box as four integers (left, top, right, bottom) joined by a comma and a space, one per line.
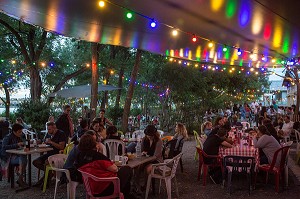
1, 0, 300, 68
48, 84, 121, 98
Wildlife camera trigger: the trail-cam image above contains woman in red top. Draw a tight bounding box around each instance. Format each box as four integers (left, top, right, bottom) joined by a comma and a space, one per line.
75, 134, 132, 197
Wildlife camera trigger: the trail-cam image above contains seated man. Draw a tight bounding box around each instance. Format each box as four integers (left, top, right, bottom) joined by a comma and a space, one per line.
33, 122, 66, 185
231, 114, 243, 128
0, 123, 28, 187
106, 126, 120, 140
278, 115, 294, 138
203, 128, 232, 184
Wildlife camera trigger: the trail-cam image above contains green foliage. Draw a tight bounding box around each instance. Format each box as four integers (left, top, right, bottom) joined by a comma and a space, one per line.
14, 100, 51, 131
106, 106, 123, 125
130, 108, 142, 116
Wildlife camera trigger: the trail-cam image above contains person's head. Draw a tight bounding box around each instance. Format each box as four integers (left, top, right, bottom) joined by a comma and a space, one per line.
257, 125, 270, 136
48, 116, 55, 122
204, 121, 212, 130
217, 128, 228, 138
63, 105, 71, 114
78, 134, 96, 151
12, 123, 24, 137
106, 125, 118, 136
84, 130, 97, 141
175, 122, 188, 139
80, 119, 89, 130
90, 120, 100, 132
223, 116, 228, 123
99, 109, 106, 118
16, 117, 24, 124
77, 116, 83, 124
144, 125, 159, 141
214, 117, 224, 127
46, 122, 57, 135
261, 106, 267, 112
262, 118, 272, 125
284, 115, 290, 123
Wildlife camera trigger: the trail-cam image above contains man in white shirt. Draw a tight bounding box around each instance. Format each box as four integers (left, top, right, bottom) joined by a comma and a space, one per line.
279, 115, 294, 137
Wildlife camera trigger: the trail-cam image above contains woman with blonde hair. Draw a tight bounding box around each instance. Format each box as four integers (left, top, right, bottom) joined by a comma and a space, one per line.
172, 122, 188, 153
201, 121, 213, 136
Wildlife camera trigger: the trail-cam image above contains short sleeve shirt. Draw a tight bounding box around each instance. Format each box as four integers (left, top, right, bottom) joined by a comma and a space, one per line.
203, 134, 224, 156
49, 130, 66, 154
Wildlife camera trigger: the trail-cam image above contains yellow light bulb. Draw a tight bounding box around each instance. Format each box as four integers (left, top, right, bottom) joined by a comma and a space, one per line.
99, 1, 105, 7
208, 42, 214, 48
172, 29, 178, 36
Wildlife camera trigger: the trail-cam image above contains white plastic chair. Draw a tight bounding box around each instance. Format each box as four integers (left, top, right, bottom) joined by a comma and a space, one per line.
145, 153, 183, 199
103, 139, 125, 160
283, 141, 293, 187
78, 169, 124, 199
241, 122, 250, 129
157, 130, 164, 138
22, 129, 36, 140
294, 130, 300, 154
47, 154, 79, 199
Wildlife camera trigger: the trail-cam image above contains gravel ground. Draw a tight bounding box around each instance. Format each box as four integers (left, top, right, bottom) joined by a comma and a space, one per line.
1, 138, 300, 199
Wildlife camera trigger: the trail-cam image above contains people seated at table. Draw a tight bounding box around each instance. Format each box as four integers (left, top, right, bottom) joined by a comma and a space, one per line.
201, 121, 212, 137
231, 114, 243, 128
33, 122, 66, 186
262, 119, 280, 143
106, 125, 121, 140
277, 115, 294, 138
253, 125, 281, 165
203, 128, 232, 184
0, 123, 28, 187
75, 133, 132, 198
71, 119, 89, 144
64, 130, 105, 182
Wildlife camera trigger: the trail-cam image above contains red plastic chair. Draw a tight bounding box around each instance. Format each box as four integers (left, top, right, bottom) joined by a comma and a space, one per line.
78, 169, 124, 199
196, 147, 222, 186
254, 146, 290, 193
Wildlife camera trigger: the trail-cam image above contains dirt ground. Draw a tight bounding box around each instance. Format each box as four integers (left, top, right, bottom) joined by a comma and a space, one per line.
1, 138, 300, 199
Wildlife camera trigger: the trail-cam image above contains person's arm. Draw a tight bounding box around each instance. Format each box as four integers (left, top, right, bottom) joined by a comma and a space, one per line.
253, 135, 266, 148
47, 140, 65, 150
107, 164, 118, 173
2, 135, 23, 150
105, 118, 113, 126
221, 141, 232, 148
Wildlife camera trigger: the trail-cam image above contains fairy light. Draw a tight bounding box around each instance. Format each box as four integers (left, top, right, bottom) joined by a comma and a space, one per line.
192, 35, 197, 42
172, 29, 178, 36
126, 12, 133, 19
208, 42, 214, 48
150, 20, 157, 28
98, 1, 105, 7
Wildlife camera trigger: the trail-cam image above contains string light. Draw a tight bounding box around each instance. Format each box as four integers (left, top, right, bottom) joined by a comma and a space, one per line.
223, 46, 228, 52
172, 29, 178, 36
150, 20, 157, 28
208, 42, 214, 48
237, 48, 242, 56
192, 35, 197, 42
126, 12, 133, 19
98, 1, 105, 7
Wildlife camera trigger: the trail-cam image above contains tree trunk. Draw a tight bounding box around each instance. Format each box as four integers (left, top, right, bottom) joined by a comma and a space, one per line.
90, 43, 99, 121
121, 49, 142, 132
115, 67, 124, 108
29, 66, 42, 101
0, 85, 10, 118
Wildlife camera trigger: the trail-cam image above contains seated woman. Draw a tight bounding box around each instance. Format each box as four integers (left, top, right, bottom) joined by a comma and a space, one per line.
173, 123, 188, 151
90, 120, 106, 141
201, 121, 213, 137
203, 128, 232, 184
141, 125, 163, 176
253, 125, 281, 165
75, 133, 132, 198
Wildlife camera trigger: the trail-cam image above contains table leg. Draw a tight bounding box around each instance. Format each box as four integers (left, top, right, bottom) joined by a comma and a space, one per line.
28, 154, 32, 187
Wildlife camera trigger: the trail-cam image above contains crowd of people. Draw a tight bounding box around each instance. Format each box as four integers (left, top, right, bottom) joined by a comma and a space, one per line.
0, 104, 188, 199
200, 100, 297, 184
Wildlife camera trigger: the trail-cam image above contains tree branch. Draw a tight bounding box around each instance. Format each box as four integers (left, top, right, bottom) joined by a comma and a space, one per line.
0, 18, 31, 63
28, 28, 35, 60
35, 30, 47, 60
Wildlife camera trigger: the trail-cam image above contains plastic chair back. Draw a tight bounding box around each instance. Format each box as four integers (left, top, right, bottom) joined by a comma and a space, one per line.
170, 153, 183, 179
241, 122, 250, 129
103, 139, 125, 160
193, 131, 203, 149
161, 136, 173, 142
22, 129, 36, 140
63, 142, 74, 155
268, 146, 290, 173
48, 154, 68, 170
223, 155, 255, 173
78, 169, 124, 199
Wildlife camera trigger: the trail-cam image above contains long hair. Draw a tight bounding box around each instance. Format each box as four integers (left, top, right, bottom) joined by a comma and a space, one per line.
175, 123, 188, 139
78, 134, 96, 151
258, 125, 271, 136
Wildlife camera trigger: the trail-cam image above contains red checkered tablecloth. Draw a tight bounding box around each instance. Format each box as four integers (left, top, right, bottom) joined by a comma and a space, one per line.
219, 144, 258, 158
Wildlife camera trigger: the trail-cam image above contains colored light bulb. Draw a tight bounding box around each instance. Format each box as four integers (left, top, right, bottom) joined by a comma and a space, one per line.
126, 12, 133, 19
150, 21, 157, 28
192, 35, 197, 42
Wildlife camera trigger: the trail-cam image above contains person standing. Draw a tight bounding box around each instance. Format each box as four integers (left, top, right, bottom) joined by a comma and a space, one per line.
55, 105, 74, 139
94, 109, 113, 127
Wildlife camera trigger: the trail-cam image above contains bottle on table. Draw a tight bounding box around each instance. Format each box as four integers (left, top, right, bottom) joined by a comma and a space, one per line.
136, 140, 142, 158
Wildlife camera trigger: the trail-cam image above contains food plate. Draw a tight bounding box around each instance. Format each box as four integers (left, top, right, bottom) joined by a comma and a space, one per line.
38, 144, 50, 148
